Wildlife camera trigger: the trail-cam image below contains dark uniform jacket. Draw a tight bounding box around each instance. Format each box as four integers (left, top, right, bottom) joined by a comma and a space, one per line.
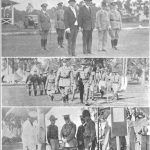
77, 125, 85, 148
38, 10, 51, 31
64, 7, 79, 29
78, 5, 95, 30
47, 124, 58, 143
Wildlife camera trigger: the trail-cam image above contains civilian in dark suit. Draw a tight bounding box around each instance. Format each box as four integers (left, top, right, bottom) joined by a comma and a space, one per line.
38, 3, 51, 50
64, 0, 79, 56
78, 0, 95, 54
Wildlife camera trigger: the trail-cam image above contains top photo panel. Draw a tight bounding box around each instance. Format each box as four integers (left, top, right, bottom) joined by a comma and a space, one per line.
2, 0, 149, 57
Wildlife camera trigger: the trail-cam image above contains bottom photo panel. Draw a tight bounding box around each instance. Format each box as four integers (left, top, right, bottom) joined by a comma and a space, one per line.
2, 107, 150, 150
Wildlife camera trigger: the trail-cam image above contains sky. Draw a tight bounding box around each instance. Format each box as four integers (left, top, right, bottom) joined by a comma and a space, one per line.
11, 0, 103, 10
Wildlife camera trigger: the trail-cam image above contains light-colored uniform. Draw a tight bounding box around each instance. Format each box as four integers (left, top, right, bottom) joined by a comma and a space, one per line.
109, 9, 122, 40
22, 120, 37, 150
45, 74, 55, 96
56, 66, 72, 98
96, 8, 110, 50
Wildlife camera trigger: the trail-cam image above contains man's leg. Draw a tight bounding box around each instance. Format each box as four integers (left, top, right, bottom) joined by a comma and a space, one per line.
44, 30, 48, 50
87, 29, 93, 54
98, 31, 103, 51
59, 87, 66, 103
103, 30, 108, 50
109, 29, 115, 49
40, 31, 44, 50
71, 27, 78, 56
60, 29, 65, 47
83, 30, 88, 54
114, 29, 120, 50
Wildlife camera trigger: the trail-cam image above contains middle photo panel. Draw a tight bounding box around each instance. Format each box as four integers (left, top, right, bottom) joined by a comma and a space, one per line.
2, 57, 149, 107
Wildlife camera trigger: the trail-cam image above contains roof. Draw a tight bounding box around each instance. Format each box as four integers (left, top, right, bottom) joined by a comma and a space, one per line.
2, 0, 19, 8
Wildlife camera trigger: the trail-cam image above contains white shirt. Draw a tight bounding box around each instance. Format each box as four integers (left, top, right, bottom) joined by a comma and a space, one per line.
69, 6, 78, 26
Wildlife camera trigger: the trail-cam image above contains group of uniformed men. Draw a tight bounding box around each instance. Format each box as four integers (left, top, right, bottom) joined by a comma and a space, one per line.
38, 0, 122, 55
26, 59, 121, 105
47, 109, 96, 150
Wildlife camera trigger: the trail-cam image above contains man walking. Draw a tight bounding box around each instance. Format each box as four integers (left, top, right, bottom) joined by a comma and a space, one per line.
64, 0, 79, 56
38, 3, 51, 50
109, 1, 122, 50
55, 2, 65, 48
78, 0, 95, 54
96, 1, 110, 51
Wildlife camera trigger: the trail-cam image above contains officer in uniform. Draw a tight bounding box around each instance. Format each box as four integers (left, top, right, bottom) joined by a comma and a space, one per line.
45, 70, 56, 101
96, 1, 110, 51
26, 70, 33, 96
39, 73, 45, 95
38, 3, 51, 50
61, 115, 77, 150
43, 72, 48, 94
30, 70, 40, 96
47, 115, 59, 150
55, 2, 65, 48
77, 115, 85, 150
109, 1, 122, 50
82, 110, 96, 150
78, 61, 91, 105
55, 59, 73, 103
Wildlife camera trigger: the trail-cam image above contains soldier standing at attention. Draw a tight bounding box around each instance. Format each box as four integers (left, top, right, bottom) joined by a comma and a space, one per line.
39, 73, 45, 95
61, 115, 77, 150
82, 110, 96, 150
77, 115, 85, 150
47, 115, 59, 150
109, 1, 122, 50
55, 2, 65, 48
26, 70, 33, 96
78, 0, 95, 54
96, 1, 110, 51
38, 3, 51, 50
43, 72, 47, 95
55, 59, 73, 103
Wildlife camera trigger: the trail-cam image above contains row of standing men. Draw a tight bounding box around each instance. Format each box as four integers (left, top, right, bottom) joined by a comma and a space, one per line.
38, 0, 122, 55
26, 60, 121, 105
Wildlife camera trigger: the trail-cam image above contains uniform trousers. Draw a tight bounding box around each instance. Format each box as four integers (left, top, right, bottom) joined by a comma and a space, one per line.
40, 29, 49, 40
98, 30, 108, 50
109, 29, 120, 40
67, 26, 78, 56
56, 28, 65, 45
82, 29, 93, 54
49, 139, 59, 150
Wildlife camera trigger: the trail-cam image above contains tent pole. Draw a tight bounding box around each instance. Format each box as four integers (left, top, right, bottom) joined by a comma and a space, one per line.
11, 5, 14, 24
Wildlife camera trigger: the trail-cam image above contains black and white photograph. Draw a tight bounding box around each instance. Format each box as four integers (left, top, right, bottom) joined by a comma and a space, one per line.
2, 107, 98, 150
1, 58, 149, 106
1, 0, 149, 57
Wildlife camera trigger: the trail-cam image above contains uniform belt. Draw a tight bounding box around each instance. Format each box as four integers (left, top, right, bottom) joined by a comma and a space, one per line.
110, 19, 120, 21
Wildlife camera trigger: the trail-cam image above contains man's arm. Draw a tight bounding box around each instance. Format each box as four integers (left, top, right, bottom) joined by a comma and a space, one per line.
64, 8, 69, 29
89, 121, 96, 142
66, 124, 76, 142
78, 7, 83, 28
47, 126, 50, 144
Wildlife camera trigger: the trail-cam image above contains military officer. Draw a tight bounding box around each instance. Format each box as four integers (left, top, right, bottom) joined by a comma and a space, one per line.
55, 2, 65, 48
78, 61, 91, 105
39, 73, 45, 95
61, 115, 77, 150
96, 1, 110, 51
55, 59, 73, 103
109, 1, 122, 50
43, 72, 48, 94
82, 110, 96, 150
38, 3, 51, 50
45, 70, 56, 101
47, 115, 59, 150
77, 115, 85, 150
30, 70, 40, 96
26, 70, 33, 96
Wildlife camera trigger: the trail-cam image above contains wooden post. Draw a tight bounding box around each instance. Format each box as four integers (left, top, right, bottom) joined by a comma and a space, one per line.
11, 5, 14, 25
116, 136, 120, 150
37, 108, 46, 150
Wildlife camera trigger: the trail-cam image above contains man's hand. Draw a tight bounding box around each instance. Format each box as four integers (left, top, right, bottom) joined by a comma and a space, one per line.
62, 138, 67, 143
65, 28, 71, 33
88, 142, 92, 148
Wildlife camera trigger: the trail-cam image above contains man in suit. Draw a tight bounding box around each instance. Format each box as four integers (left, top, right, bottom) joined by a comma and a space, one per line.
55, 2, 65, 48
96, 1, 110, 51
64, 0, 79, 56
78, 0, 95, 54
38, 3, 51, 50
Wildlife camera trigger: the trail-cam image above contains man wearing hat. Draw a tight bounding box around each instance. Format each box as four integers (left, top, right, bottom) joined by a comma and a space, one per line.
61, 115, 77, 150
96, 1, 110, 51
26, 70, 33, 96
77, 116, 86, 150
38, 3, 51, 50
55, 2, 65, 48
77, 61, 92, 105
82, 110, 96, 150
55, 59, 73, 103
64, 0, 79, 56
78, 0, 95, 54
47, 115, 59, 150
109, 1, 122, 50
